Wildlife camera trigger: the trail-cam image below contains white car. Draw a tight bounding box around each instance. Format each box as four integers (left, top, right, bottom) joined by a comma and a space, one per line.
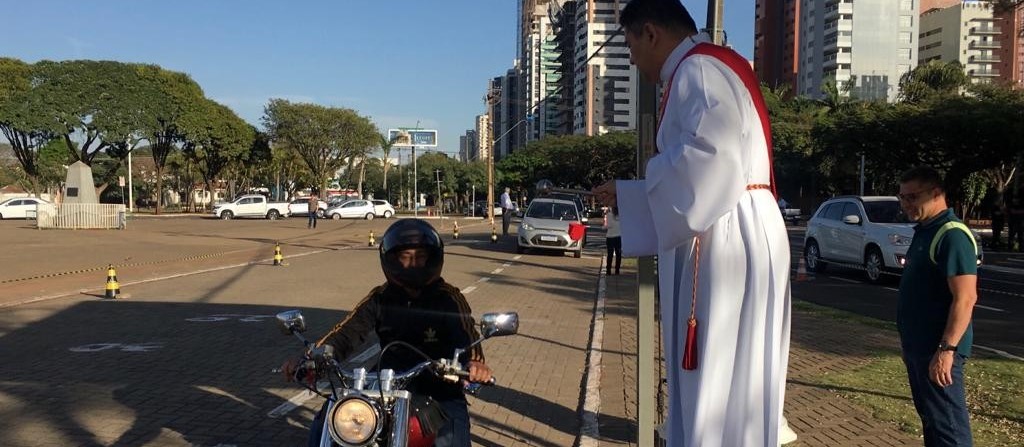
803, 196, 981, 283
516, 197, 585, 258
288, 198, 327, 217
370, 199, 396, 218
326, 199, 377, 220
0, 197, 47, 219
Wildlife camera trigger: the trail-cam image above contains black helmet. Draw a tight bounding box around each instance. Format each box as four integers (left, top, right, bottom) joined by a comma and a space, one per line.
379, 219, 444, 289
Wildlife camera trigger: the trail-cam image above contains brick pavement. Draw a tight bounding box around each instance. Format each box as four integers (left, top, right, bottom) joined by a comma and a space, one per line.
595, 266, 921, 447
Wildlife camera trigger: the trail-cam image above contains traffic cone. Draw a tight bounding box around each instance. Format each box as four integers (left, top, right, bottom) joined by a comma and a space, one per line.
490, 226, 498, 244
369, 230, 375, 247
795, 256, 810, 282
453, 222, 460, 240
104, 264, 120, 299
273, 242, 284, 266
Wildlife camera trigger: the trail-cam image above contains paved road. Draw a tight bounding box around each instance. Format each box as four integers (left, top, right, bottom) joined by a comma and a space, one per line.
0, 216, 610, 446
787, 226, 1024, 359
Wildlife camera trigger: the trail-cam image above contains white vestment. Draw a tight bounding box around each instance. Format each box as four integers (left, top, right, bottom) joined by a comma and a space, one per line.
617, 34, 792, 447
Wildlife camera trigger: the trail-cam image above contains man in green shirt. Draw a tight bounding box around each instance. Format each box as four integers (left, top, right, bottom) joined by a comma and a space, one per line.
897, 166, 978, 446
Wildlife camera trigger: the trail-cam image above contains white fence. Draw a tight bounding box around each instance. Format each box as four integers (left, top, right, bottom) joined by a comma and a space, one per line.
35, 203, 127, 230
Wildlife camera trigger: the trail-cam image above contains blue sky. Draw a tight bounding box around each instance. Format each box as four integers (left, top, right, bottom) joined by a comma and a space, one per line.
2, 1, 753, 155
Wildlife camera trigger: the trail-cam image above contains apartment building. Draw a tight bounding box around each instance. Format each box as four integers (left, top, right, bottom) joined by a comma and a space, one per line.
919, 1, 1001, 84
798, 0, 920, 101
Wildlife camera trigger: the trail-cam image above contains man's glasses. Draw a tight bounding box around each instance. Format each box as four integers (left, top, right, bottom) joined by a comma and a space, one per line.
897, 187, 936, 203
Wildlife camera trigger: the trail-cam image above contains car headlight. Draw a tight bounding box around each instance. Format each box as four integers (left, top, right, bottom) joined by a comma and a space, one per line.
520, 222, 532, 230
888, 234, 913, 246
328, 397, 380, 445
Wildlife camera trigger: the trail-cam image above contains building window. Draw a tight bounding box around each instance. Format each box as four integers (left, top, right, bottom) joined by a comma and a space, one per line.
900, 0, 913, 11
899, 15, 912, 28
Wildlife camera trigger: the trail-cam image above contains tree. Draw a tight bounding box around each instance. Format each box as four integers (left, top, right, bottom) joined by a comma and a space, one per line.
180, 99, 254, 209
138, 66, 205, 214
262, 99, 378, 195
0, 58, 55, 196
898, 60, 970, 104
378, 133, 396, 193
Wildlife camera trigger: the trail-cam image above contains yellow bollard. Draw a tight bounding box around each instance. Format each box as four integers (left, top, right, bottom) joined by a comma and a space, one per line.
453, 221, 460, 240
104, 264, 120, 299
490, 226, 498, 244
369, 230, 376, 247
273, 243, 284, 266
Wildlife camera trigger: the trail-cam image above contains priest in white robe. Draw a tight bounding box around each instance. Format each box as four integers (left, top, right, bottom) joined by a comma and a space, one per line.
595, 1, 792, 446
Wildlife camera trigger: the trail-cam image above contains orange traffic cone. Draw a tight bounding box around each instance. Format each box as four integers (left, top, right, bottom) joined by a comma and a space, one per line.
453, 221, 460, 240
490, 226, 498, 244
795, 256, 811, 282
369, 230, 376, 247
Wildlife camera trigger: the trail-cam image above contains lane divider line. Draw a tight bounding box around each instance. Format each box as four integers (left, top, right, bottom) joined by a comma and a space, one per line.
579, 256, 607, 447
975, 304, 1006, 312
462, 286, 478, 295
974, 344, 1024, 361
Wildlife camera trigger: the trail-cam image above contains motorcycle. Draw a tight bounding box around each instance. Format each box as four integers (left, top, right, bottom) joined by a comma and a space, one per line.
274, 309, 519, 447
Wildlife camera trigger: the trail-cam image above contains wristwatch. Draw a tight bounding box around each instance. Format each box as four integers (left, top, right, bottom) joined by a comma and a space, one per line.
937, 341, 958, 352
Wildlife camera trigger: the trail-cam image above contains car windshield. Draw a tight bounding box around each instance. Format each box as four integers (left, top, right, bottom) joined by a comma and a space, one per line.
863, 200, 910, 223
526, 202, 578, 221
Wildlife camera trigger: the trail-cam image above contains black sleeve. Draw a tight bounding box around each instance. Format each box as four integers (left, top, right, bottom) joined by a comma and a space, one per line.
315, 286, 383, 362
441, 283, 484, 363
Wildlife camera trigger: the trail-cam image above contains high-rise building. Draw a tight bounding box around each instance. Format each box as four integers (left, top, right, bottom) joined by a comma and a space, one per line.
995, 1, 1024, 88
920, 0, 962, 13
798, 0, 919, 102
552, 0, 579, 135
475, 114, 491, 162
521, 1, 567, 142
755, 0, 802, 95
459, 130, 478, 162
919, 1, 1001, 84
572, 0, 637, 135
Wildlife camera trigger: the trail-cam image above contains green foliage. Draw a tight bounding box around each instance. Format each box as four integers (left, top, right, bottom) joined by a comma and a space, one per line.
180, 98, 254, 196
262, 99, 378, 194
898, 61, 970, 104
495, 131, 636, 193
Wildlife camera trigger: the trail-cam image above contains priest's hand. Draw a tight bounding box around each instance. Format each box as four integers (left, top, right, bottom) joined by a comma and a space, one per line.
593, 181, 617, 208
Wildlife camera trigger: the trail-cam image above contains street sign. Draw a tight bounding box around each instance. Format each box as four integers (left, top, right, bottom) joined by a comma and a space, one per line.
118, 176, 125, 187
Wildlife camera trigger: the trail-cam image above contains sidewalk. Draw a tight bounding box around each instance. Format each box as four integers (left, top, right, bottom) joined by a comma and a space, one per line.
595, 267, 919, 447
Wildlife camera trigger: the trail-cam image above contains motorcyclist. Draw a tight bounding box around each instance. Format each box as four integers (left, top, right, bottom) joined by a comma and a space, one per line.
282, 218, 492, 447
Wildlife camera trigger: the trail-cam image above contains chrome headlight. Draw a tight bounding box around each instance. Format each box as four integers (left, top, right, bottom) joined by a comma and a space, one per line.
327, 397, 381, 446
520, 222, 532, 230
888, 233, 913, 246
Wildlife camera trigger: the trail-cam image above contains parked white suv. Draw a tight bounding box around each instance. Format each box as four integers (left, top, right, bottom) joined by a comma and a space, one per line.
803, 196, 917, 283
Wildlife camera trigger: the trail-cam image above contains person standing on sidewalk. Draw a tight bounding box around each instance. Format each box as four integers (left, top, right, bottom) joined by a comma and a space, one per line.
897, 166, 977, 446
307, 192, 319, 229
592, 1, 791, 445
500, 187, 515, 236
604, 207, 622, 275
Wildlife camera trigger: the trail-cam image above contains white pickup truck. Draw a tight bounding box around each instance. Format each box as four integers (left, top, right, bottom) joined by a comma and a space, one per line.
212, 195, 290, 220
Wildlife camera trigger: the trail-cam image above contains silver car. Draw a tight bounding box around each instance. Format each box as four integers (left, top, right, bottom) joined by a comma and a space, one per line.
516, 198, 584, 258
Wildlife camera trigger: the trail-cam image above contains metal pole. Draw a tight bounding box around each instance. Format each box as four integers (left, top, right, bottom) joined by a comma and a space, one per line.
705, 0, 725, 45
859, 154, 866, 196
436, 169, 443, 218
636, 58, 661, 447
472, 184, 476, 217
127, 151, 134, 213
413, 120, 420, 217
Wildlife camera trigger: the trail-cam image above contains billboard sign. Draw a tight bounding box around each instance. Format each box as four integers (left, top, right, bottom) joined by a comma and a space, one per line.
388, 128, 438, 147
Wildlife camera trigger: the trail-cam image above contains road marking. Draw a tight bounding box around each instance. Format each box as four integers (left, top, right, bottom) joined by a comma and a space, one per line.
883, 287, 898, 292
979, 287, 1024, 298
974, 344, 1024, 361
513, 255, 523, 260
462, 286, 477, 294
579, 258, 607, 447
828, 276, 861, 284
975, 304, 1005, 312
491, 268, 504, 274
477, 277, 490, 283
981, 265, 1024, 275
502, 262, 512, 267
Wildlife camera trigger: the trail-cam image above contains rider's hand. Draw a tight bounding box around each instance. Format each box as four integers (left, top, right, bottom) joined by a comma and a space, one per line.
280, 357, 301, 383
467, 360, 493, 383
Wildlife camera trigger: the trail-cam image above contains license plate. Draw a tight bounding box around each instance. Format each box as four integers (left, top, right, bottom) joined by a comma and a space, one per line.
540, 235, 558, 242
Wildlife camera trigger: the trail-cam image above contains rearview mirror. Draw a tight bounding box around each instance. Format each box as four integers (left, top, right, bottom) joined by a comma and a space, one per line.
480, 312, 519, 338
275, 310, 307, 335
842, 215, 861, 225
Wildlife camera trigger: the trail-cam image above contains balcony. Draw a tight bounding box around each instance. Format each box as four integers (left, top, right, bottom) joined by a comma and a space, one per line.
970, 40, 1001, 50
969, 54, 1001, 63
824, 2, 852, 20
969, 69, 1001, 77
969, 25, 1001, 35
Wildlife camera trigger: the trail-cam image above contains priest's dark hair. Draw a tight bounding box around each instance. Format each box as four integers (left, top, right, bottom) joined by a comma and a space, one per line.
620, 0, 698, 36
899, 166, 945, 193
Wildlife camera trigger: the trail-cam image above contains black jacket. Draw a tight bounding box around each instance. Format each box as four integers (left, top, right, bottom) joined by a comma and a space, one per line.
316, 279, 484, 402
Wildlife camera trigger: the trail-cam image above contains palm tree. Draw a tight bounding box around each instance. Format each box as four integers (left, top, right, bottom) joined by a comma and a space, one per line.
379, 133, 396, 193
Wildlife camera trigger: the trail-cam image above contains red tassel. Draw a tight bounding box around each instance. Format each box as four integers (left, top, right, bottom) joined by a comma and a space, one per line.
682, 317, 698, 370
